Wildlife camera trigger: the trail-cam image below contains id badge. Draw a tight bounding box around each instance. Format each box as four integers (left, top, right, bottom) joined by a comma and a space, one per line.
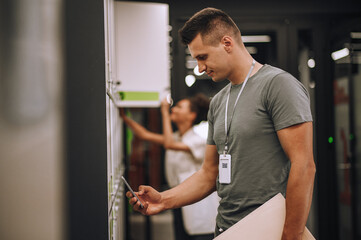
219, 154, 231, 184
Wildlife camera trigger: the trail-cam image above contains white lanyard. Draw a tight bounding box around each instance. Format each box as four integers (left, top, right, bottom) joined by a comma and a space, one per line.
224, 59, 255, 154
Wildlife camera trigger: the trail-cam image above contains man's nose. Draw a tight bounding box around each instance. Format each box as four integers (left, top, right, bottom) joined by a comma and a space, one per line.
198, 63, 206, 73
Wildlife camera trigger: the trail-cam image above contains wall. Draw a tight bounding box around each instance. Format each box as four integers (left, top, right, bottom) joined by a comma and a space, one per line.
0, 0, 65, 239
64, 0, 108, 239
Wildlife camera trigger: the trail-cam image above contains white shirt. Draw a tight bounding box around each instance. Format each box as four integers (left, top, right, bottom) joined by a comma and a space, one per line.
165, 126, 207, 187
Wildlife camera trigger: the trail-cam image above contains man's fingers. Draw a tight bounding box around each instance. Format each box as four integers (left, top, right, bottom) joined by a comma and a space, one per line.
126, 193, 145, 211
138, 186, 145, 195
138, 185, 151, 196
125, 191, 140, 206
133, 200, 142, 210
133, 199, 148, 214
129, 196, 138, 205
125, 191, 133, 198
126, 190, 142, 200
125, 186, 154, 215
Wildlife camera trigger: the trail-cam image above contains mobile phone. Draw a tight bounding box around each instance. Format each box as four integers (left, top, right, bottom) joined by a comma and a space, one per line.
121, 176, 144, 208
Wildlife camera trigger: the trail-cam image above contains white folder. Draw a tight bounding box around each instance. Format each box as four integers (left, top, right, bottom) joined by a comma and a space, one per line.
214, 193, 315, 240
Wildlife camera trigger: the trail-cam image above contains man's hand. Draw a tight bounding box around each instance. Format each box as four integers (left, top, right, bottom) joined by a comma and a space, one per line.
126, 185, 166, 215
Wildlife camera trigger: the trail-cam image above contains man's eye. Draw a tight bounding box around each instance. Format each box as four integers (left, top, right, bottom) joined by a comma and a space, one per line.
197, 56, 206, 61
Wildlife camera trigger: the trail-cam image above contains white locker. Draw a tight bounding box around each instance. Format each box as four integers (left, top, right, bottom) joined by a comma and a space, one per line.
104, 1, 170, 239
104, 0, 125, 239
112, 1, 170, 107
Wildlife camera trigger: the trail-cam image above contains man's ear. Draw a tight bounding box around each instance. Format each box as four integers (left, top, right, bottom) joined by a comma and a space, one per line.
221, 36, 233, 53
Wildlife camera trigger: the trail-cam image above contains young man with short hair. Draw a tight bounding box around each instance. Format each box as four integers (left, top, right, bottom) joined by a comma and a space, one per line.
127, 8, 316, 240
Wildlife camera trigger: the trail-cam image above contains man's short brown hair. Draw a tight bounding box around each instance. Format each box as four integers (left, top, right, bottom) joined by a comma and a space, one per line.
179, 7, 241, 46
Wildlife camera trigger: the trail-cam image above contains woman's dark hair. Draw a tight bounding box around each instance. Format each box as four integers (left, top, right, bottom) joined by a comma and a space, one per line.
179, 7, 240, 46
186, 93, 210, 125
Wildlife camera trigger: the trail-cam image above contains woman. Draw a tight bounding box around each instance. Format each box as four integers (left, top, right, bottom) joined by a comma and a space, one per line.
120, 93, 216, 240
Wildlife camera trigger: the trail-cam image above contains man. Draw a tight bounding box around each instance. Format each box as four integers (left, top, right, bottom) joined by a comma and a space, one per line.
127, 7, 316, 240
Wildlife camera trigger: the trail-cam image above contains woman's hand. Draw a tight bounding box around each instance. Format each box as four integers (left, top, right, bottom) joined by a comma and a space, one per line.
160, 98, 171, 113
119, 108, 126, 119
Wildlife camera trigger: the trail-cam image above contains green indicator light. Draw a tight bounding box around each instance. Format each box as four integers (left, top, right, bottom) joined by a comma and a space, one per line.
328, 137, 334, 144
350, 134, 354, 140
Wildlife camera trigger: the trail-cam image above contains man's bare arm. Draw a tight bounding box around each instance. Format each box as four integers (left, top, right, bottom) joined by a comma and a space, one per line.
128, 144, 219, 214
277, 122, 316, 240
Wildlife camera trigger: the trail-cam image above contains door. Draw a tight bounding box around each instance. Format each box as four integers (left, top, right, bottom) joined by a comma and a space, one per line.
332, 29, 361, 240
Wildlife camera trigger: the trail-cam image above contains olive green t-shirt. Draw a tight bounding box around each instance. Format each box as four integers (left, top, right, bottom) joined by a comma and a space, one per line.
207, 64, 313, 233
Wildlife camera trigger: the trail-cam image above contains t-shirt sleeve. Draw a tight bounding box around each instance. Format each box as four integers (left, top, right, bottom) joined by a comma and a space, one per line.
182, 131, 207, 163
206, 99, 216, 145
264, 72, 313, 131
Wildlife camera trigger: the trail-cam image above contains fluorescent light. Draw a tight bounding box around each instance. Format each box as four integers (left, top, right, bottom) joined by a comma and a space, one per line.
166, 94, 173, 106
351, 32, 361, 39
186, 60, 197, 69
307, 58, 315, 68
185, 75, 196, 87
193, 65, 205, 76
331, 48, 349, 61
242, 35, 271, 43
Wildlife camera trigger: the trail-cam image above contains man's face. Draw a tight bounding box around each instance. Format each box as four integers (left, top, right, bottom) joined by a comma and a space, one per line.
188, 34, 231, 82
